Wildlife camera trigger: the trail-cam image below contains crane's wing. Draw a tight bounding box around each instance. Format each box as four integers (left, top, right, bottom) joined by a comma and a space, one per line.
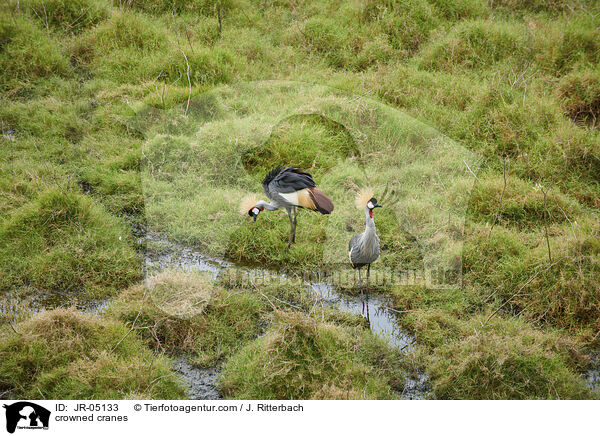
262, 166, 333, 213
348, 234, 362, 268
263, 166, 316, 194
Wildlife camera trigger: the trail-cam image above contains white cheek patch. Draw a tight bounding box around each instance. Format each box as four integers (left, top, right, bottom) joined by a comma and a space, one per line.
252, 208, 260, 214
367, 201, 374, 209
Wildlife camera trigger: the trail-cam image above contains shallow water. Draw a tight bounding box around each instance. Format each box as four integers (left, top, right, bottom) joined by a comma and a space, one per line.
146, 233, 416, 351
308, 282, 416, 352
587, 353, 600, 392
3, 232, 597, 398
144, 232, 428, 399
145, 233, 233, 279
172, 356, 223, 400
0, 287, 110, 318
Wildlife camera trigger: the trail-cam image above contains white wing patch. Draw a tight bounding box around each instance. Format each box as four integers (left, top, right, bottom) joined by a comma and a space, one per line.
279, 191, 299, 206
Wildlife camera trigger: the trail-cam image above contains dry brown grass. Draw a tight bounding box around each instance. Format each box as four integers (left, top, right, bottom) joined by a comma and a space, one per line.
0, 308, 185, 399
146, 269, 213, 319
107, 270, 266, 366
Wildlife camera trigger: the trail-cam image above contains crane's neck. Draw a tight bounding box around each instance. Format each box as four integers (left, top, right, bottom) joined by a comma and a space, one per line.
256, 200, 278, 211
364, 206, 377, 235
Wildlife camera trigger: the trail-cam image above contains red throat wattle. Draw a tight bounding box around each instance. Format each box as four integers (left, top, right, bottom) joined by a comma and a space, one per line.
369, 210, 373, 219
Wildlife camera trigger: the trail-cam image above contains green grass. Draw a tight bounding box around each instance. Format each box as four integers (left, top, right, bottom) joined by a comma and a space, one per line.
71, 9, 238, 86
392, 288, 596, 399
467, 175, 583, 229
462, 221, 600, 330
10, 0, 108, 33
106, 270, 265, 367
140, 82, 475, 280
0, 15, 70, 96
107, 269, 325, 367
425, 315, 594, 399
241, 113, 359, 178
2, 0, 600, 400
0, 308, 185, 399
0, 189, 141, 299
221, 310, 405, 399
557, 66, 600, 128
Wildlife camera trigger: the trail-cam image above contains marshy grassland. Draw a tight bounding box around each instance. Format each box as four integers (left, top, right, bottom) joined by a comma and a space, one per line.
1, 0, 599, 400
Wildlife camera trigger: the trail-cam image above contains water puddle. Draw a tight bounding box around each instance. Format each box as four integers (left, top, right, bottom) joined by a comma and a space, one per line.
145, 233, 233, 279
145, 232, 428, 399
587, 353, 600, 392
0, 288, 110, 320
308, 282, 416, 351
2, 230, 596, 399
172, 357, 223, 400
146, 233, 416, 351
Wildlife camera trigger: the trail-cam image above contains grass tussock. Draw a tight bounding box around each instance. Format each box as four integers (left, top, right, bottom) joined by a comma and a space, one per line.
0, 189, 141, 298
72, 10, 237, 86
107, 270, 265, 367
2, 0, 600, 401
108, 268, 342, 367
126, 0, 236, 15
468, 175, 581, 229
242, 114, 359, 178
225, 211, 329, 268
146, 270, 213, 318
0, 308, 185, 399
463, 223, 600, 330
12, 0, 108, 33
392, 281, 596, 399
488, 0, 579, 14
221, 311, 405, 400
420, 15, 599, 75
419, 19, 528, 72
557, 67, 600, 128
394, 305, 594, 398
0, 15, 70, 93
425, 316, 593, 399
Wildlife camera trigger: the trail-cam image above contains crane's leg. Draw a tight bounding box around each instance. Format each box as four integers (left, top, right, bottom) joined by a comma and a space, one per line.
358, 267, 370, 323
358, 268, 363, 292
365, 291, 370, 324
366, 264, 370, 296
358, 267, 364, 311
286, 207, 295, 249
365, 264, 371, 323
292, 207, 297, 243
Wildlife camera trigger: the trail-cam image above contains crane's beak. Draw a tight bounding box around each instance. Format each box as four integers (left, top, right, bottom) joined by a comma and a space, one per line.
249, 207, 260, 222
373, 203, 382, 208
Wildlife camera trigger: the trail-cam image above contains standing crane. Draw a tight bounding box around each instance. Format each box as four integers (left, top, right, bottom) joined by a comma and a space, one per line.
349, 188, 382, 297
240, 166, 334, 248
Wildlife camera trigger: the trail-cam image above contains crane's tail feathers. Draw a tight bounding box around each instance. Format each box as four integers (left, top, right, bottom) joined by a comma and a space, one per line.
239, 194, 258, 214
308, 188, 334, 214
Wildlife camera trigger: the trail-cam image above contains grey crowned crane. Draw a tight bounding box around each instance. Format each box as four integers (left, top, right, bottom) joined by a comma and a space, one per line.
349, 188, 382, 296
240, 166, 334, 248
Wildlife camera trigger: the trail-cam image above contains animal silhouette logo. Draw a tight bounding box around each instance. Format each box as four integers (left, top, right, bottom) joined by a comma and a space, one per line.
2, 402, 50, 434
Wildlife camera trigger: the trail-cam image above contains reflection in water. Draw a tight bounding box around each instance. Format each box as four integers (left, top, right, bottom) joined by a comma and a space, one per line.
308, 282, 415, 352
1, 287, 110, 317
145, 233, 428, 399
146, 233, 417, 352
